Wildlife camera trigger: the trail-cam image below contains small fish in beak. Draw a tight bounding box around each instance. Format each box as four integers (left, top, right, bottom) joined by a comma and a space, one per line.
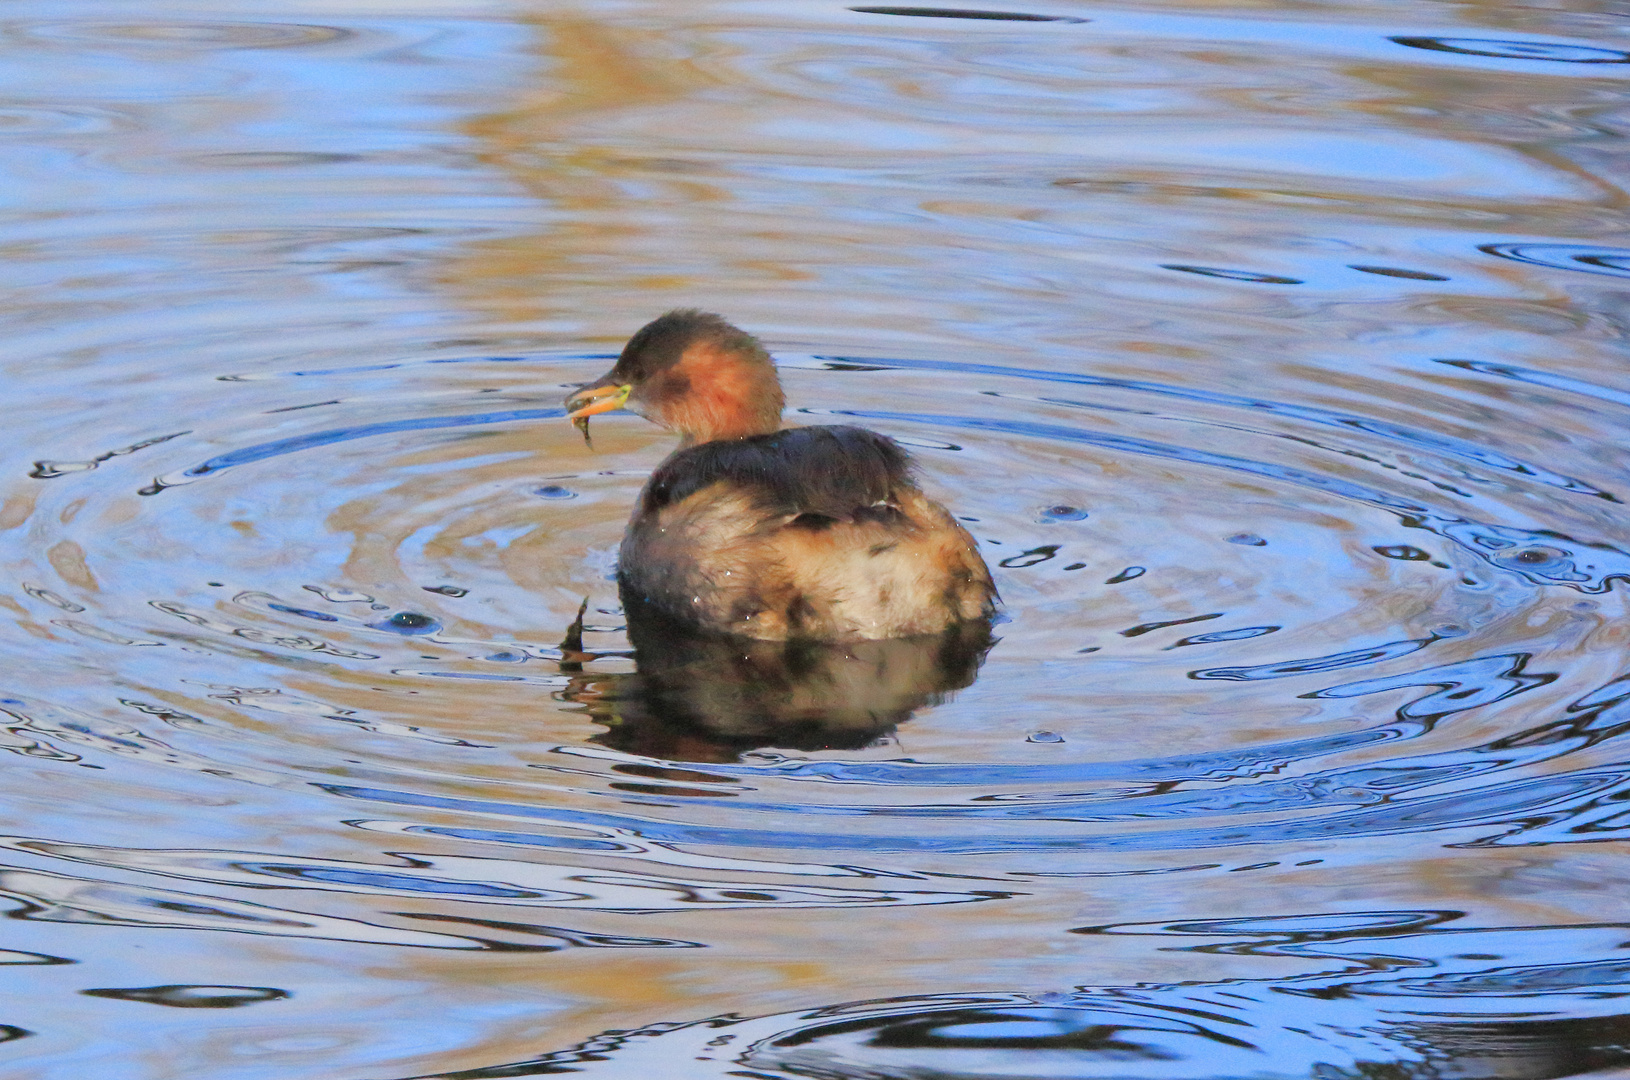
564, 382, 632, 451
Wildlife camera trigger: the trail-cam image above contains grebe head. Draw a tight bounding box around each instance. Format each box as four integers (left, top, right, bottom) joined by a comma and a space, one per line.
566, 310, 785, 446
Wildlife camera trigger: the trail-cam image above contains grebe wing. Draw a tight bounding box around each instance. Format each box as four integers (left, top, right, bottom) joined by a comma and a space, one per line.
640, 425, 912, 524
622, 425, 993, 640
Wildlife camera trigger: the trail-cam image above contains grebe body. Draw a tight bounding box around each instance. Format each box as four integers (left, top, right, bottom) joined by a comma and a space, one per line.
567, 311, 996, 642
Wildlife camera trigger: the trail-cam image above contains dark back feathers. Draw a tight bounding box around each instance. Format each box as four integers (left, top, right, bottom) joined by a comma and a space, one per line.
642, 425, 914, 521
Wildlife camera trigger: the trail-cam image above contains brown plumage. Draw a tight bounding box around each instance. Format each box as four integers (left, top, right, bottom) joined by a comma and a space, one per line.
566, 310, 997, 642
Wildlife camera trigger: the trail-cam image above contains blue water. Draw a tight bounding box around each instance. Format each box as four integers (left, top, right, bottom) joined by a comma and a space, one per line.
2, 1, 1630, 1077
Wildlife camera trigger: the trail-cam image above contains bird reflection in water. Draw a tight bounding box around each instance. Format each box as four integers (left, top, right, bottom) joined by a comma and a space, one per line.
557, 599, 995, 763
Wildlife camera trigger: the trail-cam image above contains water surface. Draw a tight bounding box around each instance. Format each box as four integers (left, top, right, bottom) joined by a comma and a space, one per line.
3, 0, 1630, 1076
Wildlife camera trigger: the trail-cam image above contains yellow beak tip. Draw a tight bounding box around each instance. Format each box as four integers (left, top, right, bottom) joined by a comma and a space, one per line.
565, 384, 632, 421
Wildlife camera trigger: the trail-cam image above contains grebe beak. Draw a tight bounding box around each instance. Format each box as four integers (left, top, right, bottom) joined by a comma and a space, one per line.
566, 383, 632, 421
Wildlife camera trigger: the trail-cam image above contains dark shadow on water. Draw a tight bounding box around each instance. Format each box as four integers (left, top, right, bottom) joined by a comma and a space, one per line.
560, 600, 995, 764
1391, 36, 1630, 64
80, 984, 288, 1009
849, 6, 1089, 22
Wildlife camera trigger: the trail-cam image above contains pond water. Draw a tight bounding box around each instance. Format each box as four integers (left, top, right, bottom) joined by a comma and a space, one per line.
3, 0, 1630, 1076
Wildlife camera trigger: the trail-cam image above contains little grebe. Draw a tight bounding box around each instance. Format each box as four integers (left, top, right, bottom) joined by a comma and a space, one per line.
566, 310, 997, 642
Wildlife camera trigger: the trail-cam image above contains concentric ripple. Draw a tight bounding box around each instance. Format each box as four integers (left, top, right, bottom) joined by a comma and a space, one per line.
1391, 36, 1630, 64
3, 0, 1630, 1076
1480, 242, 1630, 280
8, 329, 1630, 1074
387, 916, 1630, 1079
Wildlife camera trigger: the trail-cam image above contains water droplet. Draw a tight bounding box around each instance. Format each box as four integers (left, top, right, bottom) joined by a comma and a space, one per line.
370, 612, 440, 636
423, 585, 467, 597
1105, 566, 1145, 584
1227, 533, 1267, 546
534, 485, 576, 499
1037, 504, 1088, 522
1374, 544, 1431, 561
1026, 730, 1065, 743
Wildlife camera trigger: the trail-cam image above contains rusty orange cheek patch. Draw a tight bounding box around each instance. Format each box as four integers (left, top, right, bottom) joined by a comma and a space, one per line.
668, 344, 763, 439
